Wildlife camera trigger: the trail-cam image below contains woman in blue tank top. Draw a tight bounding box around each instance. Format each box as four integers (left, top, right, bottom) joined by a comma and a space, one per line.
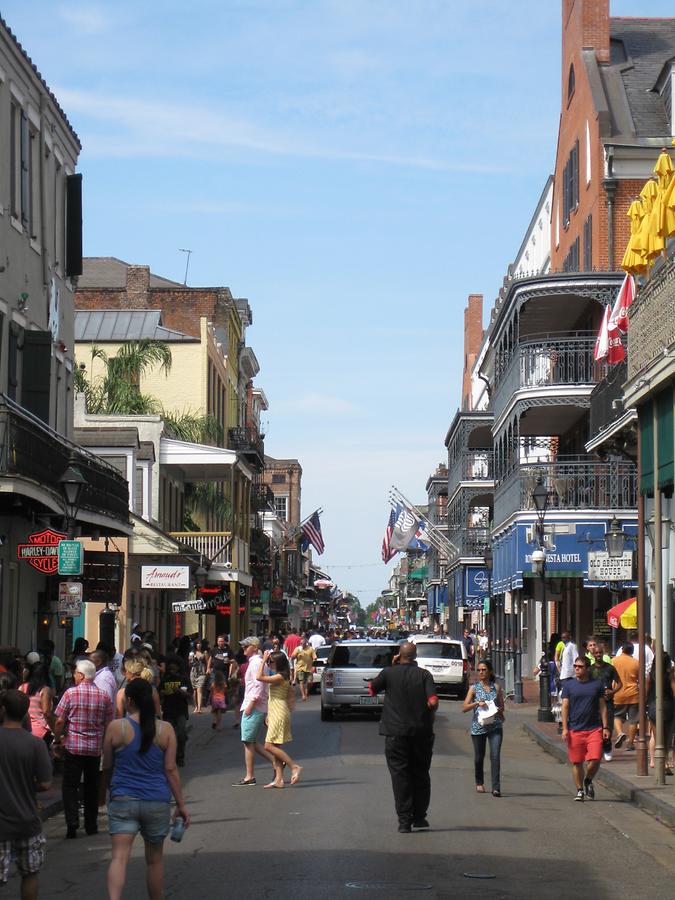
101, 678, 189, 900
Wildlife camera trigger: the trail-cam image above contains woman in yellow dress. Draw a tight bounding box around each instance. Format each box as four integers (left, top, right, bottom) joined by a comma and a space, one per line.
257, 650, 302, 788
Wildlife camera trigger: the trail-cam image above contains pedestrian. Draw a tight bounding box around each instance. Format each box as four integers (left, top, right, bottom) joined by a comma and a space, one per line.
308, 630, 326, 650
646, 649, 675, 772
561, 655, 610, 801
463, 658, 505, 796
206, 634, 234, 683
614, 630, 654, 674
92, 648, 118, 708
53, 658, 113, 838
256, 650, 302, 788
101, 678, 190, 900
462, 629, 475, 669
612, 642, 639, 751
232, 637, 273, 786
19, 661, 55, 749
0, 689, 52, 899
368, 642, 438, 832
188, 640, 208, 714
210, 670, 227, 730
41, 639, 65, 695
159, 657, 190, 767
587, 636, 621, 762
478, 630, 489, 659
283, 629, 302, 684
115, 656, 161, 719
291, 636, 316, 702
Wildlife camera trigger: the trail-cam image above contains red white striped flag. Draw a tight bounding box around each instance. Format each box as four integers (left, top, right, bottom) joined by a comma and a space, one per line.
301, 512, 324, 555
594, 305, 610, 362
381, 508, 397, 563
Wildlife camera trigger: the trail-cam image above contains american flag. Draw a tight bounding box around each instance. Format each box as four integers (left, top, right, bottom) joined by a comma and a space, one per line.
301, 512, 325, 555
381, 508, 397, 563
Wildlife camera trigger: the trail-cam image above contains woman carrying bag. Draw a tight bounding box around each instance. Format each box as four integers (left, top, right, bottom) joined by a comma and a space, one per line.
462, 658, 505, 797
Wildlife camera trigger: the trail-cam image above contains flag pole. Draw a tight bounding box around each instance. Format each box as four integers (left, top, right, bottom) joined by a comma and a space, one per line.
390, 486, 459, 558
288, 507, 323, 541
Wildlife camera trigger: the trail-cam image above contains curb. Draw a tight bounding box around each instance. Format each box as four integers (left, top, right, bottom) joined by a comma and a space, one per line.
522, 722, 675, 830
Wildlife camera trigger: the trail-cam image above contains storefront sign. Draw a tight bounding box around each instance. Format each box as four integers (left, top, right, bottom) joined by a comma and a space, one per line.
142, 565, 190, 589
172, 597, 219, 613
58, 540, 83, 576
58, 582, 83, 617
587, 551, 633, 582
17, 529, 68, 574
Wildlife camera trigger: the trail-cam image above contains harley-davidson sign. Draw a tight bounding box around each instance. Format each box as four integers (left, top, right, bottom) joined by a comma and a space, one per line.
17, 529, 68, 575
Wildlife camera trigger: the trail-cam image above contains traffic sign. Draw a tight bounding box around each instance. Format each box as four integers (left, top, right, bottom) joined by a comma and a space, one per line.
58, 582, 83, 617
58, 540, 83, 576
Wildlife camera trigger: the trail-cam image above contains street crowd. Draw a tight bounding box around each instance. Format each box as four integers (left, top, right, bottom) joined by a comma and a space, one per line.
0, 625, 343, 899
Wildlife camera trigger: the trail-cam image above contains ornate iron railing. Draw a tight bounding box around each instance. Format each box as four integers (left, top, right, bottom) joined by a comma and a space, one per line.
169, 531, 232, 564
228, 426, 264, 465
628, 255, 675, 378
493, 335, 599, 421
588, 361, 628, 442
448, 526, 490, 558
493, 457, 637, 527
0, 394, 129, 520
251, 484, 275, 512
449, 449, 494, 490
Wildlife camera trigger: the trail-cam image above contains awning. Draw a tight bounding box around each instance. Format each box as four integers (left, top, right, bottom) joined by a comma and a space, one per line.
606, 597, 637, 630
640, 386, 674, 495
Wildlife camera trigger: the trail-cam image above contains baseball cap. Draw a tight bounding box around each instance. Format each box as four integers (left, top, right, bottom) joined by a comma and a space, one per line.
240, 636, 260, 648
26, 651, 41, 665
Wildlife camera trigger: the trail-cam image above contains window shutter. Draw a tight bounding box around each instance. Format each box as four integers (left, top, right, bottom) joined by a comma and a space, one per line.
21, 330, 52, 423
20, 111, 29, 228
65, 174, 83, 277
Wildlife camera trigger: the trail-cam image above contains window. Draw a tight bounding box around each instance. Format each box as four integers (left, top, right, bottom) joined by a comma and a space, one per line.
562, 237, 580, 272
9, 102, 29, 224
134, 467, 144, 516
272, 473, 285, 484
583, 214, 593, 270
562, 140, 579, 227
28, 125, 40, 240
274, 495, 288, 520
415, 642, 463, 660
567, 64, 575, 104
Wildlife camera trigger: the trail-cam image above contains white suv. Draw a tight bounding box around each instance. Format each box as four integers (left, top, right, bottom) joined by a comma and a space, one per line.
407, 635, 469, 699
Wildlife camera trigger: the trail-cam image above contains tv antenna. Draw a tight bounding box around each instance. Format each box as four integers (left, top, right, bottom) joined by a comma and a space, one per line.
178, 248, 192, 285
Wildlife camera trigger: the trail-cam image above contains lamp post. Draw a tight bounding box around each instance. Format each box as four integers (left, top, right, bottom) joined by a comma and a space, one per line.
483, 544, 494, 670
58, 462, 87, 539
532, 476, 553, 722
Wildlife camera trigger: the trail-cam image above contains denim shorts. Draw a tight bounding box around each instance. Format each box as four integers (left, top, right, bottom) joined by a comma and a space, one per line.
108, 798, 171, 843
240, 709, 266, 743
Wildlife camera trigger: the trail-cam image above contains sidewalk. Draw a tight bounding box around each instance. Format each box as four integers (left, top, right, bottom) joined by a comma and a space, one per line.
507, 678, 675, 830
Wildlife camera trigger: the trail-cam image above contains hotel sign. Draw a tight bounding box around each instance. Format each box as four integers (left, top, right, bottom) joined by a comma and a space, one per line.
142, 565, 190, 589
17, 529, 68, 575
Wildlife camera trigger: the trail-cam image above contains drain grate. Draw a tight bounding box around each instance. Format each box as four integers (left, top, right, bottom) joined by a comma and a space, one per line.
346, 882, 433, 892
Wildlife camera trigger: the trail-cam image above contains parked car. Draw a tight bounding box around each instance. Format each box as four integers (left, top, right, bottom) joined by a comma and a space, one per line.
320, 640, 399, 720
311, 645, 331, 693
407, 634, 469, 699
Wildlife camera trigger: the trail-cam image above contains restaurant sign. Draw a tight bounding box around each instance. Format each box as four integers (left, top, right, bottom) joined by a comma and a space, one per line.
142, 565, 190, 590
17, 529, 68, 574
172, 596, 219, 613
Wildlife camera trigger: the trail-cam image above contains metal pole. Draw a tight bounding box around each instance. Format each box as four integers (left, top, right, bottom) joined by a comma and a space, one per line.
653, 402, 665, 785
636, 460, 648, 776
538, 566, 553, 721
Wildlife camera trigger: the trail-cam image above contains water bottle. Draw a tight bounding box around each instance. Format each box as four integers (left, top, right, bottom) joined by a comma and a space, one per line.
170, 816, 185, 843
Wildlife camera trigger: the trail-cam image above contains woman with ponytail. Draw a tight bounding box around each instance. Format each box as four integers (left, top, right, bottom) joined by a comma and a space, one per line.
101, 678, 189, 900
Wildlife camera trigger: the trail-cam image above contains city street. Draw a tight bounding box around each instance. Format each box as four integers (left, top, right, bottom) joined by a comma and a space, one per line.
37, 697, 675, 900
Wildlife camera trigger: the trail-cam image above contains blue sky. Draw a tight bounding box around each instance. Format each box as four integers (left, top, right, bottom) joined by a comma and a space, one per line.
5, 1, 673, 606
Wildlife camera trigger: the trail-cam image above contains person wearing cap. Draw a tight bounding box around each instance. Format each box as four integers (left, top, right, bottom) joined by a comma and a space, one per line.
232, 637, 273, 787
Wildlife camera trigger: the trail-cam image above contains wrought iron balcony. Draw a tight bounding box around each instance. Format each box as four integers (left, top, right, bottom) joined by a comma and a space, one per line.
627, 254, 675, 379
449, 450, 494, 490
587, 361, 638, 453
493, 457, 637, 527
169, 531, 232, 565
227, 426, 264, 467
492, 334, 600, 421
0, 394, 129, 521
252, 484, 275, 512
448, 526, 490, 559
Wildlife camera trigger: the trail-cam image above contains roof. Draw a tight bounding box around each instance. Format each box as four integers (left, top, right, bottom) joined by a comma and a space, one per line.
264, 454, 302, 468
74, 427, 140, 449
603, 18, 675, 140
0, 16, 80, 148
75, 310, 196, 343
78, 257, 182, 289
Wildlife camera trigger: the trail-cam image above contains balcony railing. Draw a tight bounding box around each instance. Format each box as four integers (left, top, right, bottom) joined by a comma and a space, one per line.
588, 361, 628, 443
492, 335, 599, 421
252, 484, 275, 512
169, 531, 232, 564
493, 457, 637, 526
228, 427, 264, 465
0, 394, 129, 521
449, 450, 494, 489
628, 254, 675, 379
448, 526, 490, 559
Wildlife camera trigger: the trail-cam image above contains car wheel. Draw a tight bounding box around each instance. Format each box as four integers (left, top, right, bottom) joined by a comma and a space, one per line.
321, 704, 334, 721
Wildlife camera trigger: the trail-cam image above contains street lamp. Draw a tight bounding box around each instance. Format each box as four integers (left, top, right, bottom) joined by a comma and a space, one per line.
532, 477, 553, 722
194, 565, 209, 589
58, 462, 87, 538
605, 517, 627, 558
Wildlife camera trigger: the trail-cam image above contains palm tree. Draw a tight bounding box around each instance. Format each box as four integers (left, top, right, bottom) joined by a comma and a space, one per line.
75, 341, 172, 414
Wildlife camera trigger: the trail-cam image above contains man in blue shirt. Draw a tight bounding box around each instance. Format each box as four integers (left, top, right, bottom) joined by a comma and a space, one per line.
561, 656, 610, 802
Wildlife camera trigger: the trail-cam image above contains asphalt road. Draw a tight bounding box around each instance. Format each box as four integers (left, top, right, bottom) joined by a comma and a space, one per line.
34, 695, 675, 900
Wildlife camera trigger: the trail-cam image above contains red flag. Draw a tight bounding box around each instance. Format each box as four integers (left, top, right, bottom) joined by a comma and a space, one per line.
594, 305, 610, 361
610, 274, 635, 334
607, 316, 626, 364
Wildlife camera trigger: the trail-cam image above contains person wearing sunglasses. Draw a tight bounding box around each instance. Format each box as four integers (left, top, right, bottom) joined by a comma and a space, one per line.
561, 656, 610, 801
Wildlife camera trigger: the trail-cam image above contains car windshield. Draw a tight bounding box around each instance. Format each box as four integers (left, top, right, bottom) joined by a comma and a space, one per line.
329, 645, 397, 668
415, 642, 462, 660
316, 648, 330, 661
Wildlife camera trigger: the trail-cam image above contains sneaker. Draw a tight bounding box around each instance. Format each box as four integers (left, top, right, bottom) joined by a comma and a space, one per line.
398, 823, 412, 833
625, 744, 635, 752
574, 789, 584, 802
412, 818, 429, 829
614, 733, 626, 749
232, 777, 256, 787
603, 750, 613, 762
583, 779, 595, 800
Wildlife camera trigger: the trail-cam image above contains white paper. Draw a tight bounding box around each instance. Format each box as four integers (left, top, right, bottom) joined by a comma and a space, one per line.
477, 700, 498, 725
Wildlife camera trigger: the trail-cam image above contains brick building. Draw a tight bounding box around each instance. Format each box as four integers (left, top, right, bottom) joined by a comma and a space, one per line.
552, 0, 675, 273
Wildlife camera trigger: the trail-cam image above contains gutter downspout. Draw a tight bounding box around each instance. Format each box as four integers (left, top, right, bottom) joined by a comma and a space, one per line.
603, 177, 618, 271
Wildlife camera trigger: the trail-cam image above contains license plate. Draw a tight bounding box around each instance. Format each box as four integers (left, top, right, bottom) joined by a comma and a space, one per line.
359, 696, 379, 705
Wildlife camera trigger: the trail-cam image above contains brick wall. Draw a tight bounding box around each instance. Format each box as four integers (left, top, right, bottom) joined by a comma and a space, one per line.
462, 294, 483, 412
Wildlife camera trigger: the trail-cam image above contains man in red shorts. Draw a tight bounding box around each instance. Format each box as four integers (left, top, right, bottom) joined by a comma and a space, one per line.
561, 655, 610, 801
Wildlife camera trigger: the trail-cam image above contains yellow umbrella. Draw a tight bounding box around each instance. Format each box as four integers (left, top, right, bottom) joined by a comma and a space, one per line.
621, 199, 648, 274
636, 179, 663, 262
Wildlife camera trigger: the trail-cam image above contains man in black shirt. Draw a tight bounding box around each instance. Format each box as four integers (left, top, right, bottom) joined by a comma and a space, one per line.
369, 643, 438, 833
160, 657, 190, 766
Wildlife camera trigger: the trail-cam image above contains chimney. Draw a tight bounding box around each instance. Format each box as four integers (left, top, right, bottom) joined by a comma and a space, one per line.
462, 294, 484, 412
125, 265, 150, 308
563, 0, 610, 81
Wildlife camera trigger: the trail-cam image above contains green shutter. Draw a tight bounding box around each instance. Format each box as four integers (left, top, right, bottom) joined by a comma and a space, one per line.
640, 400, 654, 495
657, 386, 674, 490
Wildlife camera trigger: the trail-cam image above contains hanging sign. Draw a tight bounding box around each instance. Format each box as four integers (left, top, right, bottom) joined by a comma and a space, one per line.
142, 565, 190, 589
588, 551, 633, 582
172, 597, 219, 613
58, 540, 83, 576
58, 582, 83, 617
17, 529, 68, 574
